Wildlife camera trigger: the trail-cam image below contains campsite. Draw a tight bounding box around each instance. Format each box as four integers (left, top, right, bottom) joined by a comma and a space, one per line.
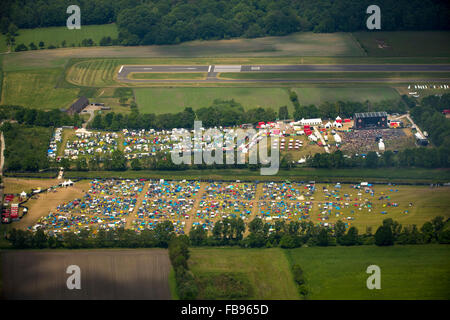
1, 177, 448, 237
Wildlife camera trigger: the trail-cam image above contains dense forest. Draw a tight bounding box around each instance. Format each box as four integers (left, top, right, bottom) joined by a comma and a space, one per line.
1, 123, 52, 172
1, 0, 449, 45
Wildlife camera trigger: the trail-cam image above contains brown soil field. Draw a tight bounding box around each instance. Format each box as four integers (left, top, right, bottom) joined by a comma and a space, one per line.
14, 180, 91, 230
1, 249, 171, 299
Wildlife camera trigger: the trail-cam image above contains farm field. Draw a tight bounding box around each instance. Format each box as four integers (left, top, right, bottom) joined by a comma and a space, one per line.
189, 248, 300, 300
134, 87, 293, 114
1, 30, 363, 57
1, 68, 79, 110
66, 59, 120, 87
286, 245, 450, 299
353, 31, 450, 57
0, 249, 171, 299
0, 24, 118, 53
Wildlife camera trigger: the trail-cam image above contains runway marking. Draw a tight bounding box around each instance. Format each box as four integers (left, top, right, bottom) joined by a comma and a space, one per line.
251, 66, 260, 70
171, 67, 198, 70
214, 65, 241, 72
118, 66, 123, 73
208, 65, 212, 72
143, 67, 152, 70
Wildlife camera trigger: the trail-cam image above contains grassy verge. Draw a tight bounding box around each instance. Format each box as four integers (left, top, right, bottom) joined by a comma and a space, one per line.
62, 168, 450, 184
292, 87, 400, 105
129, 72, 207, 80
168, 268, 179, 300
218, 72, 450, 80
285, 245, 450, 299
189, 247, 300, 300
4, 171, 58, 179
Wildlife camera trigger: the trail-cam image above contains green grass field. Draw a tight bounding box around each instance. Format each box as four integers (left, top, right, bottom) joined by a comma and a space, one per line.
293, 87, 401, 105
1, 68, 79, 110
189, 248, 300, 300
0, 24, 118, 53
353, 31, 450, 57
134, 87, 293, 114
286, 245, 450, 299
63, 168, 450, 184
133, 86, 401, 114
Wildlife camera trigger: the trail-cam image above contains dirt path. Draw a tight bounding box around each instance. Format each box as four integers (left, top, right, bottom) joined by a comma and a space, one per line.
244, 183, 264, 236
184, 182, 206, 234
125, 182, 150, 229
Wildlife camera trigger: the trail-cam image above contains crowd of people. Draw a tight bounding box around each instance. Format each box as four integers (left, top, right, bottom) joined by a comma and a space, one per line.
341, 128, 407, 153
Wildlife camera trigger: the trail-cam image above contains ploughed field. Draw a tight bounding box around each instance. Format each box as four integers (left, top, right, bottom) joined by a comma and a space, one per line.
1, 249, 171, 299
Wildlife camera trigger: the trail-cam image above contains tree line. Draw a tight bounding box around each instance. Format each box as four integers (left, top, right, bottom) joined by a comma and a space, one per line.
12, 37, 119, 52
89, 99, 278, 131
6, 216, 450, 250
0, 105, 83, 128
308, 149, 449, 169
1, 0, 448, 46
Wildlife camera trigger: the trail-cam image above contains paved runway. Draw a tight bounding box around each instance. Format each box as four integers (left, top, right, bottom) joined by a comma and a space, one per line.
117, 64, 450, 83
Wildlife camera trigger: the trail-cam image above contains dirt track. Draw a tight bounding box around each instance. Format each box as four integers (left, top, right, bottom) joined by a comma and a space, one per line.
1, 249, 171, 300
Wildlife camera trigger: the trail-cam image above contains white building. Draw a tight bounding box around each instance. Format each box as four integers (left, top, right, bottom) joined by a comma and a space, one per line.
300, 118, 322, 126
